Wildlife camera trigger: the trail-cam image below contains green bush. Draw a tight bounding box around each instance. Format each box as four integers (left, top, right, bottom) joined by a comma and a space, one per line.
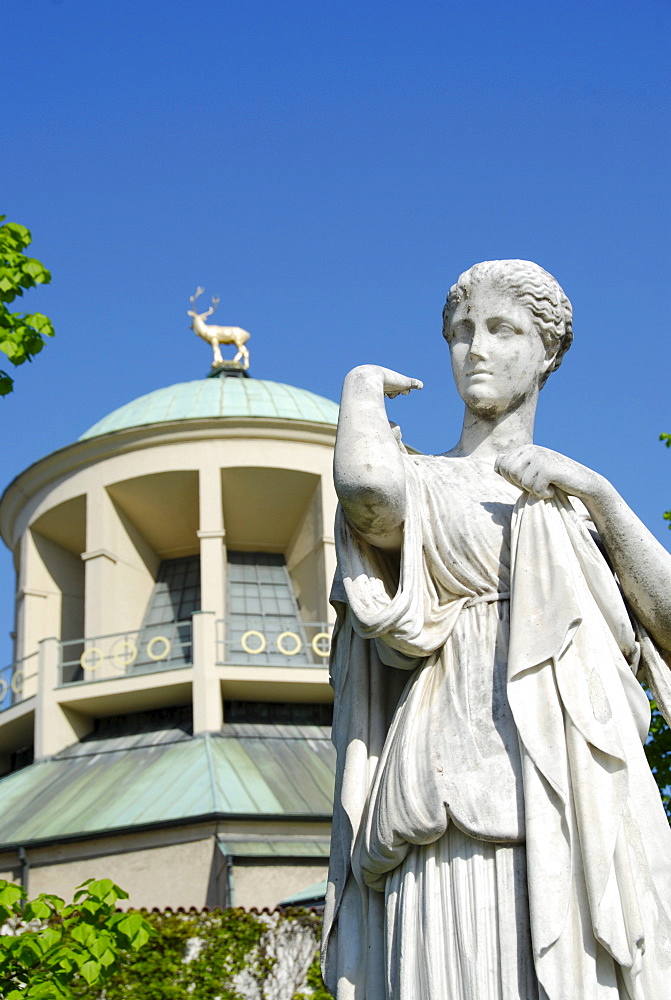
0, 878, 152, 999
102, 907, 332, 1000
0, 878, 332, 999
102, 909, 269, 1000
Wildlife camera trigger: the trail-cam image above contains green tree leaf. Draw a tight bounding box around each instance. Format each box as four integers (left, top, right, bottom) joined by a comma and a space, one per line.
69, 922, 96, 948
116, 911, 152, 948
0, 880, 25, 908
23, 900, 54, 922
0, 217, 54, 393
78, 959, 102, 985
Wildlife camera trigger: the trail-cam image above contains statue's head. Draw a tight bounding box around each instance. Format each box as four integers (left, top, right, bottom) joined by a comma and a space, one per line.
442, 260, 573, 389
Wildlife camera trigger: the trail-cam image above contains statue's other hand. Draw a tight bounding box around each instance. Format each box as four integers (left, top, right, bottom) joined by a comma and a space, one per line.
495, 445, 602, 503
345, 365, 423, 399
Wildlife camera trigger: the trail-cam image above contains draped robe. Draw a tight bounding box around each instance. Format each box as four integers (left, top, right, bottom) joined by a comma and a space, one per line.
322, 452, 671, 1000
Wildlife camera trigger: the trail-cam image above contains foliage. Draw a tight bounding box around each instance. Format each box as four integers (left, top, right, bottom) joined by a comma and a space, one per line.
0, 885, 333, 1000
102, 908, 270, 1000
272, 908, 332, 1000
293, 950, 333, 1000
645, 696, 671, 819
642, 434, 671, 820
102, 907, 333, 1000
662, 433, 671, 529
0, 878, 152, 1000
0, 216, 55, 395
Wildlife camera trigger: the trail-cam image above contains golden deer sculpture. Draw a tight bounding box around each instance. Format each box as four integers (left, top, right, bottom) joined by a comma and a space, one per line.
187, 287, 251, 369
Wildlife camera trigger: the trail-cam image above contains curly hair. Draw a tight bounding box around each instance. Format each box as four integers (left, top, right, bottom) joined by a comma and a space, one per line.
442, 260, 573, 387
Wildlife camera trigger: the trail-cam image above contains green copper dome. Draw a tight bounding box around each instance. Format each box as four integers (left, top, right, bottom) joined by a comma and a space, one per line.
79, 377, 339, 440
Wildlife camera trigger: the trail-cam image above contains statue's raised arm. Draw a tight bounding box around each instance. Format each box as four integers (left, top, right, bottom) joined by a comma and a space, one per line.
334, 365, 422, 551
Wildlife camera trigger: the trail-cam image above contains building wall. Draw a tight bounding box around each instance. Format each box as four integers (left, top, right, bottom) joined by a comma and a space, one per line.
27, 840, 218, 911
0, 820, 331, 911
233, 862, 328, 911
2, 421, 338, 653
0, 414, 338, 912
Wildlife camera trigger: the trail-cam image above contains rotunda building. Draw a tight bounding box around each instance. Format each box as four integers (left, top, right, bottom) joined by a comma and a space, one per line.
0, 367, 339, 911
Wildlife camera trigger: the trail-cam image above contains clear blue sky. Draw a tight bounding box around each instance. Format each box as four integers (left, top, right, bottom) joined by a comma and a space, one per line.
2, 0, 670, 664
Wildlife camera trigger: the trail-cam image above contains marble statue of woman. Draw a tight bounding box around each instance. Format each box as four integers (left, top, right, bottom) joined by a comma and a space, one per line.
322, 260, 671, 999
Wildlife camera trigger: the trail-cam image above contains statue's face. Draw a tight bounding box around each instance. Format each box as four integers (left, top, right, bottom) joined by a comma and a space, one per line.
446, 277, 550, 418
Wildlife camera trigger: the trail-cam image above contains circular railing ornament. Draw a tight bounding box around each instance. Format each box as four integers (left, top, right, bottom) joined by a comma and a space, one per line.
276, 631, 302, 657
80, 647, 105, 672
10, 668, 24, 695
112, 639, 138, 670
240, 630, 267, 655
311, 632, 332, 658
146, 636, 171, 661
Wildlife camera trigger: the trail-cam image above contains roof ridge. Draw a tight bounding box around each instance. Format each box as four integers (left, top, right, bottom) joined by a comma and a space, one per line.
203, 731, 220, 815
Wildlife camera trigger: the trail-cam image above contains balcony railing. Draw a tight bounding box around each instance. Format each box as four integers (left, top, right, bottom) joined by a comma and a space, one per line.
59, 620, 193, 686
217, 619, 332, 667
0, 652, 38, 713
0, 615, 331, 706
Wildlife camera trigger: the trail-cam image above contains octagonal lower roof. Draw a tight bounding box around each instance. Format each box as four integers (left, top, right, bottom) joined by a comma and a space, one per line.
79, 377, 339, 440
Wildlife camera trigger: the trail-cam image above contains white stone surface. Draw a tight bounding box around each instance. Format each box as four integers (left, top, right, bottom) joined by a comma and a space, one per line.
324, 260, 671, 998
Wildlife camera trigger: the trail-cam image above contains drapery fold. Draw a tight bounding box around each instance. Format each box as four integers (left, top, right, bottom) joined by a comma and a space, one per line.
508, 493, 671, 998
323, 469, 671, 999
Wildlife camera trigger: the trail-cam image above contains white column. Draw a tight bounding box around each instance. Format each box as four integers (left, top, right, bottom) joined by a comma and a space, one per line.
198, 466, 226, 618
82, 488, 117, 638
14, 531, 60, 661
35, 637, 91, 758
196, 468, 226, 730
322, 537, 337, 625
191, 610, 222, 734
321, 481, 339, 624
15, 588, 48, 661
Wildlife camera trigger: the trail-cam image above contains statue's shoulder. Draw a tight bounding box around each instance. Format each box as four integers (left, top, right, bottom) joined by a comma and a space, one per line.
406, 454, 523, 509
402, 452, 478, 490
404, 452, 491, 476
402, 452, 453, 476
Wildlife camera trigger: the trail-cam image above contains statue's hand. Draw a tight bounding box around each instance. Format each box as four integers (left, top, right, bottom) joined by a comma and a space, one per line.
345, 365, 423, 399
495, 444, 604, 504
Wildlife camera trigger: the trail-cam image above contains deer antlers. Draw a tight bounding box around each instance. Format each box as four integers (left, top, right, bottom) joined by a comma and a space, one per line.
189, 287, 220, 315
